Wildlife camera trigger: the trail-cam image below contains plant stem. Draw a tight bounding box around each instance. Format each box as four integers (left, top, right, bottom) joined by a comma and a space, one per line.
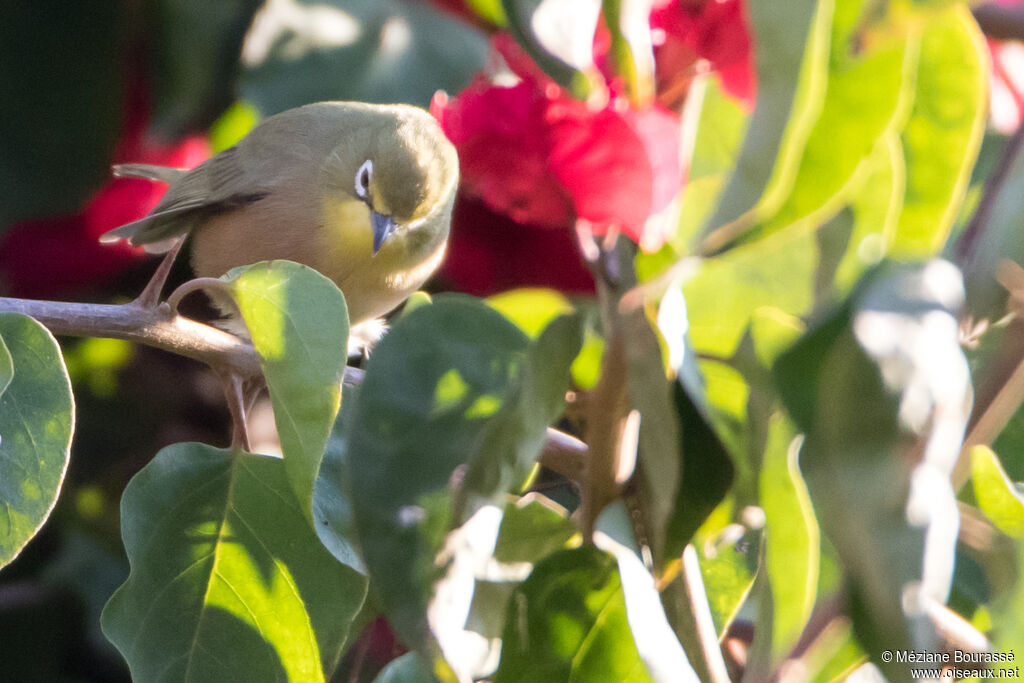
0, 296, 263, 378
0, 294, 588, 467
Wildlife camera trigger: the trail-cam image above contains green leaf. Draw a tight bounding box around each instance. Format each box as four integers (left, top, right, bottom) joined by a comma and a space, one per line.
209, 100, 261, 153
312, 384, 364, 573
891, 5, 987, 256
499, 0, 602, 99
971, 446, 1024, 539
150, 0, 262, 136
689, 75, 750, 183
373, 652, 440, 683
746, 11, 917, 245
774, 260, 970, 674
221, 260, 349, 520
0, 1, 122, 228
692, 503, 759, 636
685, 225, 819, 359
345, 296, 528, 652
461, 313, 584, 509
664, 381, 735, 556
493, 496, 577, 564
486, 288, 574, 339
701, 0, 831, 250
747, 415, 820, 672
493, 546, 655, 683
241, 0, 489, 114
464, 497, 576, 642
101, 443, 367, 681
0, 314, 73, 569
834, 133, 905, 295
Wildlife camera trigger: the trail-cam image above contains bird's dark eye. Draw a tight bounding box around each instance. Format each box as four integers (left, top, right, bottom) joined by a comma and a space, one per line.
355, 159, 373, 200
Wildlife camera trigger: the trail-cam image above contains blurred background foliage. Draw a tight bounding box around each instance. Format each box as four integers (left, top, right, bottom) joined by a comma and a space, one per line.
2, 0, 1024, 681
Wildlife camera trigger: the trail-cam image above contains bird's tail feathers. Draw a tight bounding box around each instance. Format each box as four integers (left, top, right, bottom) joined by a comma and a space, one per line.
112, 163, 188, 184
99, 205, 198, 253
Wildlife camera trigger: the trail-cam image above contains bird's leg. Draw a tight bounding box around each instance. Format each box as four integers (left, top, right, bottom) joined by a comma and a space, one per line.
133, 237, 185, 309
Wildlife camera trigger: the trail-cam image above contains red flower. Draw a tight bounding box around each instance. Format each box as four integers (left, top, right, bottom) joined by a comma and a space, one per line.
650, 0, 756, 107
439, 197, 594, 296
432, 37, 683, 249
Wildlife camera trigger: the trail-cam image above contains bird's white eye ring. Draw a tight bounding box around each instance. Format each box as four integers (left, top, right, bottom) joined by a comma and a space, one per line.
355, 160, 373, 200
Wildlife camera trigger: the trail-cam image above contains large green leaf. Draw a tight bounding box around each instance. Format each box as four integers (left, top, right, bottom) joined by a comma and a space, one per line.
345, 296, 528, 652
101, 443, 367, 681
0, 314, 74, 568
747, 415, 820, 673
493, 546, 655, 683
693, 503, 759, 637
312, 384, 364, 573
773, 260, 970, 676
461, 313, 584, 510
241, 0, 488, 114
0, 1, 122, 228
971, 445, 1024, 539
701, 0, 831, 250
891, 5, 987, 256
221, 260, 349, 521
747, 7, 917, 245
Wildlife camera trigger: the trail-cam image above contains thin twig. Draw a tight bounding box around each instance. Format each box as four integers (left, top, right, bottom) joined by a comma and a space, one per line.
955, 119, 1024, 265
0, 296, 262, 379
134, 238, 185, 309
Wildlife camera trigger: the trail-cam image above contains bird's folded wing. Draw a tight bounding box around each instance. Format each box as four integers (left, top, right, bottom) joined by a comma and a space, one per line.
100, 146, 269, 249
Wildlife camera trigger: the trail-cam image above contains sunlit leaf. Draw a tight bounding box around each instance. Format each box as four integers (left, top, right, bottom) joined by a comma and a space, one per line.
971, 445, 1024, 539
209, 99, 261, 153
0, 314, 73, 569
345, 296, 527, 652
891, 5, 987, 256
746, 10, 917, 245
693, 506, 759, 637
486, 288, 573, 339
701, 0, 831, 250
222, 260, 348, 521
746, 415, 819, 673
493, 546, 655, 682
101, 443, 367, 681
462, 313, 583, 511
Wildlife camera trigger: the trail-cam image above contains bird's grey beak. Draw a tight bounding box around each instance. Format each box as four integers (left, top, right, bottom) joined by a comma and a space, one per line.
371, 210, 398, 255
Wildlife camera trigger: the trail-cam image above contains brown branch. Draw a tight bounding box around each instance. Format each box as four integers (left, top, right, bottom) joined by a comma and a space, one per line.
0, 294, 588, 466
0, 296, 263, 379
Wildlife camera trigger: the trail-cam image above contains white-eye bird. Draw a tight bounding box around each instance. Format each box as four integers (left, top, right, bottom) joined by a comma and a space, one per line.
101, 101, 459, 326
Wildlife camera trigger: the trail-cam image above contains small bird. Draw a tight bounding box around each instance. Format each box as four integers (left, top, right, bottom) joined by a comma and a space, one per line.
101, 101, 459, 327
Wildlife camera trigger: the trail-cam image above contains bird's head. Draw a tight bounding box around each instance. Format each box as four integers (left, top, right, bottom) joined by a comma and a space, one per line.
338, 107, 459, 255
